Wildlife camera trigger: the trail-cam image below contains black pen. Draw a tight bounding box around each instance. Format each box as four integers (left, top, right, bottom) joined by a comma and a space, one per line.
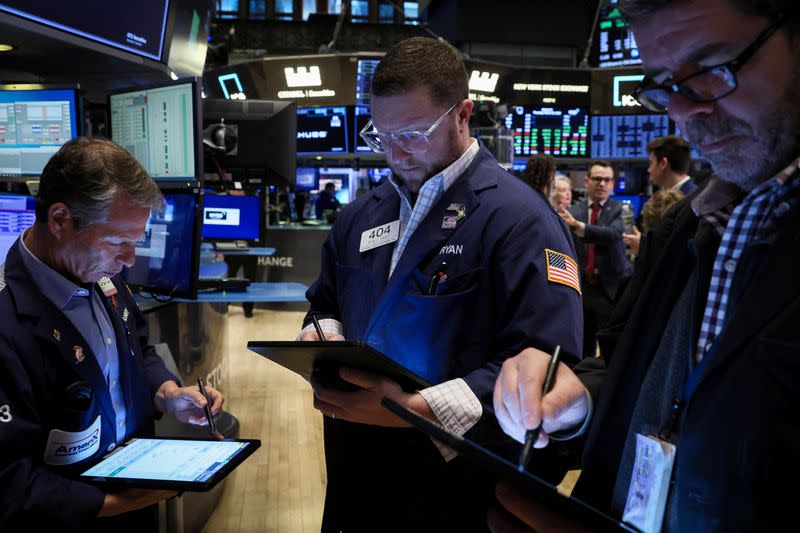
517, 345, 561, 472
197, 377, 217, 435
311, 313, 327, 341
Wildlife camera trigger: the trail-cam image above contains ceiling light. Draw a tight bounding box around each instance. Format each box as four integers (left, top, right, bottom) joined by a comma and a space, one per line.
0, 44, 14, 52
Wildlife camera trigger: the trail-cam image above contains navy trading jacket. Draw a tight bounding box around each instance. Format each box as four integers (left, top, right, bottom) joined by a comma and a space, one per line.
0, 241, 177, 530
305, 146, 583, 531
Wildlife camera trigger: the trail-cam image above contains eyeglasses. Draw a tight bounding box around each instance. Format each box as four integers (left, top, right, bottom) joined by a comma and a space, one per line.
589, 177, 614, 185
359, 102, 458, 154
633, 15, 785, 113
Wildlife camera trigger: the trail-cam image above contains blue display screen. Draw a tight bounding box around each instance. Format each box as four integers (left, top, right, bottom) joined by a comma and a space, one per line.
124, 193, 198, 298
0, 89, 79, 176
0, 194, 36, 263
201, 194, 260, 241
353, 105, 372, 153
590, 114, 671, 159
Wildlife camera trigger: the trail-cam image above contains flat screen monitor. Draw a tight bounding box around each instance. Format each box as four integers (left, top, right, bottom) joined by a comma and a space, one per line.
0, 85, 81, 177
590, 114, 671, 159
0, 0, 169, 60
202, 99, 297, 186
592, 0, 642, 68
109, 78, 203, 187
295, 167, 317, 191
201, 193, 261, 241
124, 192, 200, 299
0, 194, 35, 263
296, 107, 349, 154
504, 106, 589, 157
353, 105, 372, 153
355, 59, 380, 106
614, 194, 647, 218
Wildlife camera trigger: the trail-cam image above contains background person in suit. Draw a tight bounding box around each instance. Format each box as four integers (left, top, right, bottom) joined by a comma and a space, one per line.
560, 161, 633, 357
647, 135, 698, 195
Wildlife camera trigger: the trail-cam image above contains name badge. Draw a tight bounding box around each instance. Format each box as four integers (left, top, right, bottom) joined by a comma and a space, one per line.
359, 220, 400, 253
43, 415, 102, 466
97, 277, 118, 297
622, 433, 677, 533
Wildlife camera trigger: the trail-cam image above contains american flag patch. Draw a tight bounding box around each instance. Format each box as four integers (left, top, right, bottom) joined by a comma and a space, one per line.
545, 249, 581, 294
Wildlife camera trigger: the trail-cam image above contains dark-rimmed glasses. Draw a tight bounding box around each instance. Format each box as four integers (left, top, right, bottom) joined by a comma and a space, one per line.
633, 14, 785, 113
359, 102, 458, 154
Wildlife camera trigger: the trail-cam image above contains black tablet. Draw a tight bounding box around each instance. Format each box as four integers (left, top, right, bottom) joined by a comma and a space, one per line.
80, 437, 261, 491
381, 398, 639, 533
247, 340, 432, 392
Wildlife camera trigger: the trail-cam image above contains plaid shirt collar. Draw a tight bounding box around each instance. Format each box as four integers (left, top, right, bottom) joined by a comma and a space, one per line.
387, 139, 479, 278
695, 155, 800, 361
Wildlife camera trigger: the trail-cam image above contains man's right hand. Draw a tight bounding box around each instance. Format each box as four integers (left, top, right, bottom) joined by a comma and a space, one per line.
298, 330, 345, 342
493, 347, 590, 447
98, 488, 178, 517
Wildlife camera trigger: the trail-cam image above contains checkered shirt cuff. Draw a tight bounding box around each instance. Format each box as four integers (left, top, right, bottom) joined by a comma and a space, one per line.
418, 378, 483, 462
296, 318, 344, 340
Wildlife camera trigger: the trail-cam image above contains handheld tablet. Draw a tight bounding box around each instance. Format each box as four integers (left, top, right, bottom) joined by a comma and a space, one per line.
247, 340, 432, 392
80, 437, 260, 491
381, 398, 639, 533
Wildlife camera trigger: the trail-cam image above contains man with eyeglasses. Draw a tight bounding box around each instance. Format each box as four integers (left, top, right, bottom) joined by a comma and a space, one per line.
491, 0, 800, 531
560, 161, 633, 359
298, 37, 583, 531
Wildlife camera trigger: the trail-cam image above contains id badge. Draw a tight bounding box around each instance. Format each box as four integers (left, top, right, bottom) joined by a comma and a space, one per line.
622, 433, 676, 533
359, 220, 400, 252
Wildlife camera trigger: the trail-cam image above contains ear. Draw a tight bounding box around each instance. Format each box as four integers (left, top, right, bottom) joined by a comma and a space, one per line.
47, 203, 75, 241
457, 99, 474, 130
659, 157, 670, 170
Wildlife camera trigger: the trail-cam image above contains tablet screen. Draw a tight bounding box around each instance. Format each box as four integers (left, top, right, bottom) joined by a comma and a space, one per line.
81, 438, 253, 482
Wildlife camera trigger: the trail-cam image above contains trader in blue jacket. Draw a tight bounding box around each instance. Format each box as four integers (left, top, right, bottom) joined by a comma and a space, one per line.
0, 138, 224, 531
299, 37, 584, 531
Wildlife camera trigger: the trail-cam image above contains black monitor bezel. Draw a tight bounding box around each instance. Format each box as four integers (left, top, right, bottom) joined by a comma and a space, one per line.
125, 188, 202, 300
107, 77, 204, 190
0, 83, 83, 178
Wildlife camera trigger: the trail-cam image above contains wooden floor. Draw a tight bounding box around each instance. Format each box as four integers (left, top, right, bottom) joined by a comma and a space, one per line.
202, 306, 326, 533
201, 306, 579, 532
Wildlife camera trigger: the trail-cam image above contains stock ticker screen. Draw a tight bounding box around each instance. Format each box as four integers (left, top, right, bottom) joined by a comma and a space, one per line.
355, 59, 380, 106
594, 0, 642, 68
590, 114, 671, 158
504, 106, 589, 157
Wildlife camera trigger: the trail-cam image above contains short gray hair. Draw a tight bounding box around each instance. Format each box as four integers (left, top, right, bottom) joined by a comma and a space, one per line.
550, 175, 572, 200
36, 137, 164, 230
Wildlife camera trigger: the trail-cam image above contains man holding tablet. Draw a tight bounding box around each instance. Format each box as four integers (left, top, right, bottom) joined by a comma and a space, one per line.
299, 37, 582, 530
0, 138, 224, 530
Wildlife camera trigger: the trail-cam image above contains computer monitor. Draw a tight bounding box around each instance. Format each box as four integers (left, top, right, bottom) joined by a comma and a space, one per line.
295, 167, 318, 191
202, 98, 297, 185
108, 78, 203, 187
0, 84, 81, 176
0, 194, 36, 263
590, 114, 671, 159
504, 106, 590, 157
201, 193, 261, 241
592, 0, 642, 68
124, 192, 201, 299
503, 106, 589, 157
296, 107, 349, 154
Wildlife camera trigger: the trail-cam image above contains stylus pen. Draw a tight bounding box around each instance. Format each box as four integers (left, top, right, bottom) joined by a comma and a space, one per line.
311, 314, 327, 342
197, 377, 217, 434
517, 345, 561, 472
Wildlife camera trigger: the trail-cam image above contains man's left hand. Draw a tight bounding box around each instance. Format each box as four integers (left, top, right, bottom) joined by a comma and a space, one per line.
311, 368, 432, 427
558, 208, 580, 230
154, 380, 225, 426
